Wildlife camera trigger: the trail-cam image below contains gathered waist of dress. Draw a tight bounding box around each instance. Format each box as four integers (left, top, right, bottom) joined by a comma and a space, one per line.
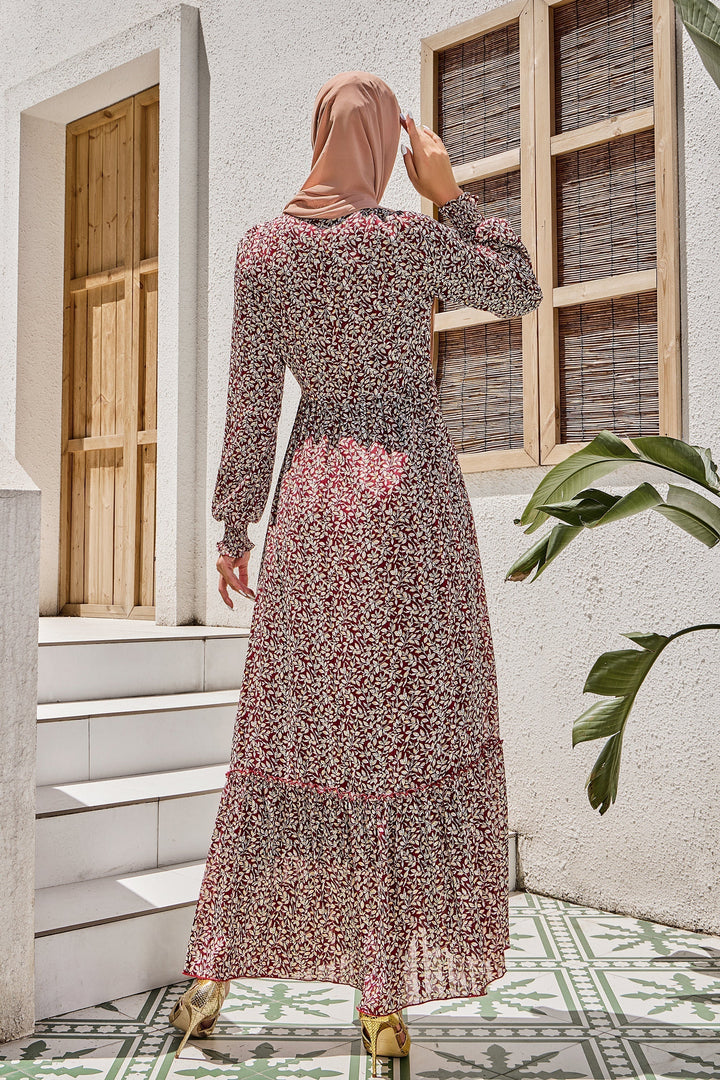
298, 379, 439, 418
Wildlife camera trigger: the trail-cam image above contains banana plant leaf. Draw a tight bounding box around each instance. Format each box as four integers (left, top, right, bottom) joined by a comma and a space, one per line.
517, 430, 720, 535
538, 483, 664, 528
574, 631, 669, 814
505, 480, 720, 581
631, 434, 720, 493
574, 625, 720, 813
516, 431, 640, 534
673, 0, 720, 90
505, 523, 583, 582
653, 483, 720, 546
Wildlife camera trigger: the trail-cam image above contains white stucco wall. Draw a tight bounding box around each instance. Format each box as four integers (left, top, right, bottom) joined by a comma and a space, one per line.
0, 442, 40, 1039
1, 0, 719, 931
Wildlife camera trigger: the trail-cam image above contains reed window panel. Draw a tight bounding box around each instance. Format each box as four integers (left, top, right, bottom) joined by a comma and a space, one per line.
421, 0, 680, 473
421, 0, 540, 472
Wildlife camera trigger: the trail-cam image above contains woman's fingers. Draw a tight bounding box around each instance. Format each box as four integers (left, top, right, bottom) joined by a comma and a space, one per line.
405, 111, 424, 153
423, 125, 444, 147
401, 109, 459, 203
218, 574, 234, 609
216, 554, 256, 606
401, 144, 420, 187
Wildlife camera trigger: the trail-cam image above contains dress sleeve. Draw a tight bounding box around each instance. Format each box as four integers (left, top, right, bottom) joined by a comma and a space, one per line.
211, 231, 285, 559
411, 189, 543, 319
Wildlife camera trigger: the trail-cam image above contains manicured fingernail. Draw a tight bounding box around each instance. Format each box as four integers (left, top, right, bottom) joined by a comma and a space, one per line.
401, 144, 407, 154
406, 108, 413, 119
399, 110, 406, 120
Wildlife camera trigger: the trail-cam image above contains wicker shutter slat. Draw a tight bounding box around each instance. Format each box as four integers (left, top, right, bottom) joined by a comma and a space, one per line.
436, 321, 525, 453
438, 23, 522, 164
559, 291, 659, 441
554, 0, 654, 135
556, 130, 656, 285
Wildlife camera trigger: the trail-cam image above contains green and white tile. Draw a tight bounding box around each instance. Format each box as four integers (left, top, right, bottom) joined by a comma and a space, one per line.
2, 891, 719, 1080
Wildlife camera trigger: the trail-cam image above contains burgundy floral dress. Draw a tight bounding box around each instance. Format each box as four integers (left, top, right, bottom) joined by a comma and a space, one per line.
183, 190, 542, 1016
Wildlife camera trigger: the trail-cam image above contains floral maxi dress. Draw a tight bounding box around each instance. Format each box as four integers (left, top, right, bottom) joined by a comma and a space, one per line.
183, 190, 542, 1016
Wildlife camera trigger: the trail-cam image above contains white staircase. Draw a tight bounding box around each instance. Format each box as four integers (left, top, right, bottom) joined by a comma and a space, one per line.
35, 617, 250, 1021
34, 616, 519, 1021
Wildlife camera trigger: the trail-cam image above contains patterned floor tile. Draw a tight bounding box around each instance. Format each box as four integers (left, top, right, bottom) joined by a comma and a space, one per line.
405, 967, 585, 1027
595, 965, 720, 1026
569, 915, 720, 961
629, 1038, 720, 1078
411, 1036, 608, 1079
2, 891, 719, 1080
506, 916, 561, 960
218, 978, 357, 1030
166, 1037, 359, 1079
0, 1035, 137, 1078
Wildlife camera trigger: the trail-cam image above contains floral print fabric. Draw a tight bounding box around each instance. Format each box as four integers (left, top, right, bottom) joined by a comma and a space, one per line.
184, 191, 542, 1015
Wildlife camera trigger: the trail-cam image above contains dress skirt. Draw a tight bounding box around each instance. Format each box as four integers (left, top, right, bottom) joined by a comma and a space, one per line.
183, 378, 510, 1016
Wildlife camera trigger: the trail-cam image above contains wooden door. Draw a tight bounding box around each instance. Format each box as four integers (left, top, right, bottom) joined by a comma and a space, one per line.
59, 85, 159, 618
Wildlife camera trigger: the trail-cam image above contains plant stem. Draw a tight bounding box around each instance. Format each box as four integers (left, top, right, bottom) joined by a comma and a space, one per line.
666, 623, 720, 641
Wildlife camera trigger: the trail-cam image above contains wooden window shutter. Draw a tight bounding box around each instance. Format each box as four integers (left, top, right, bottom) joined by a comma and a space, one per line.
536, 0, 680, 463
420, 0, 680, 472
421, 0, 541, 472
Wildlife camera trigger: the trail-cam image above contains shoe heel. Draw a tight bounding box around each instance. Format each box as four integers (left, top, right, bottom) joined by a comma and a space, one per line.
173, 1002, 205, 1058
360, 1014, 386, 1077
170, 979, 230, 1058
359, 1012, 410, 1077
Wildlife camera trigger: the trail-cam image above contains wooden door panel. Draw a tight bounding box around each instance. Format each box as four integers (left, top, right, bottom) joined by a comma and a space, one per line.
60, 86, 159, 618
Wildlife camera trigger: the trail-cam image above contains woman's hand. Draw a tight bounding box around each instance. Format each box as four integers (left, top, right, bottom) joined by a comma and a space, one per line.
400, 111, 463, 207
217, 551, 256, 608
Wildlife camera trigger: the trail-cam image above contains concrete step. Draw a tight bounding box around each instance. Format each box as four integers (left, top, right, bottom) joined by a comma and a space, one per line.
36, 688, 241, 784
35, 859, 204, 1021
36, 764, 226, 889
37, 623, 250, 704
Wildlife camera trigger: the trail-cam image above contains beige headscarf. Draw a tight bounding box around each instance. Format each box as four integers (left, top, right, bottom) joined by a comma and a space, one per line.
283, 70, 401, 220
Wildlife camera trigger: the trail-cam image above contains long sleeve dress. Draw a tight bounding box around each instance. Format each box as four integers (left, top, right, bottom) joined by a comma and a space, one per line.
183, 190, 542, 1017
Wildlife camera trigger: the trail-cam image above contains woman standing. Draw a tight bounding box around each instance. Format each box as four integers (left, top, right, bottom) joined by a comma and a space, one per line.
170, 70, 542, 1075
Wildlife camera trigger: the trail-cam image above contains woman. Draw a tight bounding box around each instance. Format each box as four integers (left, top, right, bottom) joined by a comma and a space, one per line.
169, 70, 542, 1074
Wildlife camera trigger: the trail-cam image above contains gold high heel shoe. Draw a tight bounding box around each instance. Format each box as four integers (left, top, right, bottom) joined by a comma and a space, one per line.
359, 1010, 411, 1077
169, 978, 231, 1058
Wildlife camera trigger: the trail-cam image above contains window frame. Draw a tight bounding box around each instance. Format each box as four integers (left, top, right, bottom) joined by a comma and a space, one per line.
420, 0, 681, 473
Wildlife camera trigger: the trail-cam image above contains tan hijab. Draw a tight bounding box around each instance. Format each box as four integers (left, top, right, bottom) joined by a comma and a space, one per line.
283, 71, 401, 220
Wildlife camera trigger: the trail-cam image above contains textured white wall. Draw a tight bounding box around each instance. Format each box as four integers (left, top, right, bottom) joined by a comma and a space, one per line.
0, 441, 41, 1040
1, 0, 719, 929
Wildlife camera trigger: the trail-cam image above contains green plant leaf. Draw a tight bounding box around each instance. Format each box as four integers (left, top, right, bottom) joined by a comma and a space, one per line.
534, 495, 613, 527
653, 505, 720, 546
585, 730, 625, 814
505, 524, 582, 581
621, 631, 669, 650
572, 697, 626, 746
575, 633, 669, 813
673, 0, 720, 91
504, 538, 548, 581
586, 482, 664, 527
651, 482, 720, 546
543, 523, 583, 571
583, 641, 666, 697
516, 430, 641, 533
509, 471, 720, 586
665, 482, 720, 531
630, 432, 720, 493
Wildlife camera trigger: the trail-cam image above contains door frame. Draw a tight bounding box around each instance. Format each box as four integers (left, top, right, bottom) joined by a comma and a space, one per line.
2, 5, 202, 624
